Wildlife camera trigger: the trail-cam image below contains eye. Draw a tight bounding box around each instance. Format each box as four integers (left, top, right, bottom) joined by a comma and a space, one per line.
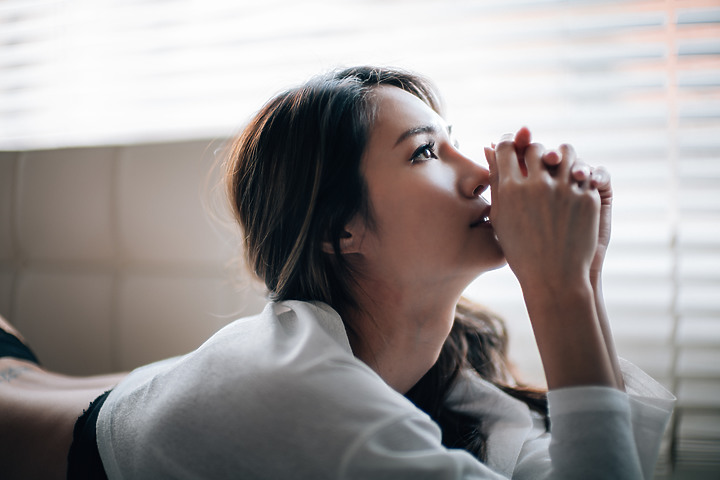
410, 141, 437, 164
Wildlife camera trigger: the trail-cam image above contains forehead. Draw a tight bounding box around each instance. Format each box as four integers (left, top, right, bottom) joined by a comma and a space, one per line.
369, 86, 445, 139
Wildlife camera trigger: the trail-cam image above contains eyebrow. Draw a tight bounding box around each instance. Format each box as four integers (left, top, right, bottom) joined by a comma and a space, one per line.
394, 124, 450, 147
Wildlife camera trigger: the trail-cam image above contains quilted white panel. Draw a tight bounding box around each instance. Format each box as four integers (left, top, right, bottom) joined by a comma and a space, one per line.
116, 141, 235, 266
14, 270, 114, 375
0, 151, 17, 261
116, 273, 265, 371
16, 148, 115, 262
0, 269, 13, 319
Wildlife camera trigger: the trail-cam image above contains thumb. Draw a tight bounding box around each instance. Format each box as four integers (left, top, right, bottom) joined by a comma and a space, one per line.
484, 146, 497, 187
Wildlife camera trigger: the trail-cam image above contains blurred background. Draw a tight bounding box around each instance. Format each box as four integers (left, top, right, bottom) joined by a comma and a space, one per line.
0, 0, 718, 478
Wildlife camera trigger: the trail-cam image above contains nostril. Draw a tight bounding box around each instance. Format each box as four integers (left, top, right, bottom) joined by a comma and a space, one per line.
472, 185, 484, 197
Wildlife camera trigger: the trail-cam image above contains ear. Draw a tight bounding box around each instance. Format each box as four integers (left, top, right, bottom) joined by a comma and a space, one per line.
321, 216, 366, 255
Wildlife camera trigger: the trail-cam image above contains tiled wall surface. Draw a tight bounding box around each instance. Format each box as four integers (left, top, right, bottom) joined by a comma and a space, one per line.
0, 141, 267, 375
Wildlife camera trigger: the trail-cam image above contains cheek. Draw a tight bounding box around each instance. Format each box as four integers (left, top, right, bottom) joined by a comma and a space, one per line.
404, 168, 458, 221
426, 164, 457, 192
373, 196, 460, 252
373, 182, 453, 230
376, 163, 457, 206
364, 163, 462, 244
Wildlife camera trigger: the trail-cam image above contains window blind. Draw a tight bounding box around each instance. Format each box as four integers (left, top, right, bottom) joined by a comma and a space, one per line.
0, 0, 718, 477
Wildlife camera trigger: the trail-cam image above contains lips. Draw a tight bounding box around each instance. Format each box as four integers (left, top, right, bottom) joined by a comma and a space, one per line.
470, 205, 492, 228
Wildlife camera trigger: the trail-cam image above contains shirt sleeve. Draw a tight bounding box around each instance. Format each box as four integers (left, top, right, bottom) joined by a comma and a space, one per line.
547, 359, 675, 480
548, 386, 645, 479
620, 358, 676, 479
339, 413, 509, 480
344, 373, 673, 480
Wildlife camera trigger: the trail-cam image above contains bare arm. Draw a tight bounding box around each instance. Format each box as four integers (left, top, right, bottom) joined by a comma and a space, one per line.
592, 276, 625, 389
586, 164, 625, 389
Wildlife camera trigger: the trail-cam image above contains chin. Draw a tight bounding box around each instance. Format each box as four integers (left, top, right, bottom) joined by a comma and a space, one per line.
487, 259, 508, 272
462, 255, 507, 281
478, 256, 507, 274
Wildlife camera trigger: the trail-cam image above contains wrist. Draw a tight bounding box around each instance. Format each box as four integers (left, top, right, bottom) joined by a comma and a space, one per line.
523, 278, 618, 389
520, 272, 594, 307
522, 276, 595, 323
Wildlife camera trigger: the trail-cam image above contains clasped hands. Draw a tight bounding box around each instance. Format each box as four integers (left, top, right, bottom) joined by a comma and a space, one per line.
484, 127, 612, 293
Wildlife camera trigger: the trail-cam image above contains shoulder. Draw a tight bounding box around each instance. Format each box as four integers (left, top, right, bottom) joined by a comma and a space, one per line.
100, 299, 423, 430
194, 300, 356, 380
98, 301, 444, 478
108, 301, 372, 406
192, 300, 415, 415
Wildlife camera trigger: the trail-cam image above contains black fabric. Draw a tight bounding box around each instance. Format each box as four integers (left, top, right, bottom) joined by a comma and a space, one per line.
0, 328, 40, 364
67, 390, 112, 480
0, 326, 109, 478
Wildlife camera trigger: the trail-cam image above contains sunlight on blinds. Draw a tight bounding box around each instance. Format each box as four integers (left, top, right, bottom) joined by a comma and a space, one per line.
1, 0, 718, 478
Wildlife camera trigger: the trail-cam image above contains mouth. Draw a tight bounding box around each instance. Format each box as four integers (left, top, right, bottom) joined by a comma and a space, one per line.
470, 205, 492, 228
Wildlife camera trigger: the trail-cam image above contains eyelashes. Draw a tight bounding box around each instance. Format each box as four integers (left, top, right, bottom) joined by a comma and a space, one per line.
409, 141, 437, 164
407, 127, 461, 165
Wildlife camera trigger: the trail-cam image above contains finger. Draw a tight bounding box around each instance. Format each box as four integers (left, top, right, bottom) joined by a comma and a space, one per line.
484, 147, 499, 202
514, 127, 532, 177
590, 166, 613, 204
557, 143, 575, 181
514, 126, 532, 151
484, 146, 496, 175
541, 149, 561, 167
571, 161, 592, 183
524, 142, 551, 178
571, 170, 593, 193
575, 177, 592, 192
494, 133, 523, 181
589, 165, 611, 189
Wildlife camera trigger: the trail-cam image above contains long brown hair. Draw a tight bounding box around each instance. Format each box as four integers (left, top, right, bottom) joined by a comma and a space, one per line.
226, 66, 546, 461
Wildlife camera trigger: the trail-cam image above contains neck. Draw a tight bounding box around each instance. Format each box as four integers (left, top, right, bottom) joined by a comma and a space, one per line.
345, 280, 461, 394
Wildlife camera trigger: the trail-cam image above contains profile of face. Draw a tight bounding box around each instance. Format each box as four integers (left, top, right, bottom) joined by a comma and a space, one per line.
344, 86, 506, 293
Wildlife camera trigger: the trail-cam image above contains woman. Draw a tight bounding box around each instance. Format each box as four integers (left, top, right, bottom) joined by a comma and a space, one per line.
0, 66, 673, 479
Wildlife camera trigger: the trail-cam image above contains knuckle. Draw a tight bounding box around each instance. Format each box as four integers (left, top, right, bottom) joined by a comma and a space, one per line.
495, 139, 515, 151
525, 142, 545, 159
559, 143, 576, 158
500, 176, 520, 189
534, 176, 554, 190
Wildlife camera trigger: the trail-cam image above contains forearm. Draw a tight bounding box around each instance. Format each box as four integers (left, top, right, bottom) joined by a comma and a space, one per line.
591, 274, 626, 390
523, 277, 620, 390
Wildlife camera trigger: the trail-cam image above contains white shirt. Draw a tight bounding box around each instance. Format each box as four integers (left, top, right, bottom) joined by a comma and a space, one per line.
97, 301, 674, 479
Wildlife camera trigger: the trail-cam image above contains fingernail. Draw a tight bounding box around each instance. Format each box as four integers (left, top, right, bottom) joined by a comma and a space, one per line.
545, 150, 561, 164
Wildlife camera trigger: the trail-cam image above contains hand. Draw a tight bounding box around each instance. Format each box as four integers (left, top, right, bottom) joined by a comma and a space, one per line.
577, 165, 612, 282
493, 127, 562, 176
484, 131, 601, 292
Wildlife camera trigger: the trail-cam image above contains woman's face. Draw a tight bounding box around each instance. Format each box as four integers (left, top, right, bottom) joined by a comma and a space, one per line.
352, 85, 505, 292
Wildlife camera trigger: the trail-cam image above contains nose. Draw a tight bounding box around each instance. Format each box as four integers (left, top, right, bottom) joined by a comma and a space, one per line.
454, 150, 490, 199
